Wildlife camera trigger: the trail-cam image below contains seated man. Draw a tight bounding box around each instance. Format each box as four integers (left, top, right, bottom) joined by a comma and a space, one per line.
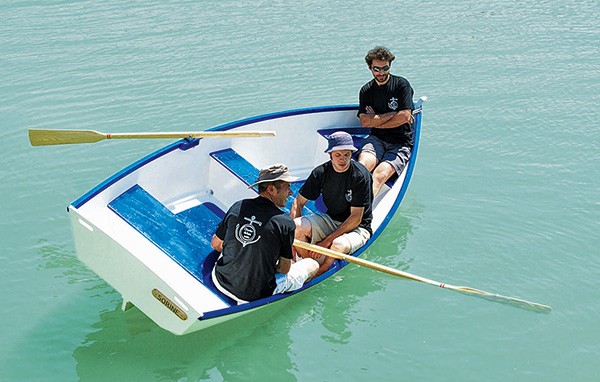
291, 131, 373, 275
211, 164, 319, 303
357, 46, 416, 196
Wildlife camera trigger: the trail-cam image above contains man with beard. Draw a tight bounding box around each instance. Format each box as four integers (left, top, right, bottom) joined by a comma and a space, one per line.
357, 46, 416, 196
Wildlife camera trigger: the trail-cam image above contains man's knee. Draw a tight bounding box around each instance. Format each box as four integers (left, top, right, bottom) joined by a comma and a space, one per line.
291, 258, 319, 283
373, 162, 395, 182
302, 258, 319, 278
330, 237, 351, 254
294, 217, 311, 239
358, 152, 378, 172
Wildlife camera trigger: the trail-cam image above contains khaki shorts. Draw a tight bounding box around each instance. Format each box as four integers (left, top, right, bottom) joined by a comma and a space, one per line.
273, 258, 319, 295
303, 213, 371, 257
212, 258, 319, 303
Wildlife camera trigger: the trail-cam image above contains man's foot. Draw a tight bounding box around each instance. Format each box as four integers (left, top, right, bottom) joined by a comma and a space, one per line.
316, 257, 335, 276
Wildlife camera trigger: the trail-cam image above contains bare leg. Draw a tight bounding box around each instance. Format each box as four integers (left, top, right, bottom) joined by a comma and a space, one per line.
358, 151, 378, 172
316, 258, 334, 276
359, 151, 396, 196
371, 162, 396, 196
315, 237, 351, 276
293, 216, 312, 258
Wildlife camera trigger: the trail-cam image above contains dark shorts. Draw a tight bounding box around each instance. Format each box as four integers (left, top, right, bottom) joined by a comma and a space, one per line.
359, 135, 411, 175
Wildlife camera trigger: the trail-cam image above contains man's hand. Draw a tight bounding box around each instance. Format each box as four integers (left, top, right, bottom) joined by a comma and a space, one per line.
306, 240, 329, 259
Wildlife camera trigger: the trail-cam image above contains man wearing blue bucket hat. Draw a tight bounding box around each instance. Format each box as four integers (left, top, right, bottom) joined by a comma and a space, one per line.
291, 131, 373, 275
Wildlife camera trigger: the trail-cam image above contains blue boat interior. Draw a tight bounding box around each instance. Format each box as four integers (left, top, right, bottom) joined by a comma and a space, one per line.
107, 129, 370, 308
108, 184, 238, 305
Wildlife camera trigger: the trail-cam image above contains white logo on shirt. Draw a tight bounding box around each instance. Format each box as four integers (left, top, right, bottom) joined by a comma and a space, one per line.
388, 97, 398, 110
235, 215, 262, 247
345, 189, 353, 203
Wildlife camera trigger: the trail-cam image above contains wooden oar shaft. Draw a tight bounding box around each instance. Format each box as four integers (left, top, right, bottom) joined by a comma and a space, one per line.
294, 240, 439, 285
293, 240, 551, 313
28, 129, 276, 146
107, 131, 276, 139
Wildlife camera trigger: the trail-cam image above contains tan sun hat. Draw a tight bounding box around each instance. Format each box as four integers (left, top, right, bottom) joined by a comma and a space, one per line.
248, 164, 299, 188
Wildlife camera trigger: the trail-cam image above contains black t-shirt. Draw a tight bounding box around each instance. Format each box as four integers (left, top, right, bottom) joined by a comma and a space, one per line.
214, 196, 294, 301
358, 74, 415, 146
299, 160, 373, 234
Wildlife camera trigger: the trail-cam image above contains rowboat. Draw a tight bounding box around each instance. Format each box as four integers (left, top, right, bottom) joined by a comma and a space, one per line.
66, 97, 426, 335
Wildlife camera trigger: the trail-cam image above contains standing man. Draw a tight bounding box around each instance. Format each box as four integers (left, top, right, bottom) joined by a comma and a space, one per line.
211, 164, 319, 303
357, 46, 415, 196
291, 132, 373, 275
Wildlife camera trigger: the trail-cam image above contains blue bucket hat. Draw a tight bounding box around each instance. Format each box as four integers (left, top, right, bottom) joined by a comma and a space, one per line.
324, 131, 357, 153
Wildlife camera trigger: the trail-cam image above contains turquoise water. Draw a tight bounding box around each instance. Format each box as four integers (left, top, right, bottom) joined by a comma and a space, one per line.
2, 0, 599, 380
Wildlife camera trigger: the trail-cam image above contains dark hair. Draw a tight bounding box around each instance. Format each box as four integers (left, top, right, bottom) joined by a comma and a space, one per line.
364, 46, 395, 66
257, 180, 285, 193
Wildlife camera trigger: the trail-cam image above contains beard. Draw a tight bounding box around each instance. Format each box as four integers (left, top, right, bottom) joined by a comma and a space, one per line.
374, 73, 390, 84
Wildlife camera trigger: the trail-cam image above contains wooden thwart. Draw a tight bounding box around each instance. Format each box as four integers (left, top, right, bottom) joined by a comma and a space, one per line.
28, 129, 276, 146
293, 240, 552, 313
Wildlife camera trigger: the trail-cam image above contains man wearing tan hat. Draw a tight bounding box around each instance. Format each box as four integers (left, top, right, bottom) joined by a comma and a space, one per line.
211, 164, 319, 303
291, 131, 373, 276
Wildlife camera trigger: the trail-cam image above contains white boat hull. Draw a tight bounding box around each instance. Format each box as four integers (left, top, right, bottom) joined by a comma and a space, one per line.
68, 103, 424, 335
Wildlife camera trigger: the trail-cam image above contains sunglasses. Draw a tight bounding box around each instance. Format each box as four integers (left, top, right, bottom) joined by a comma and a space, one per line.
371, 65, 390, 73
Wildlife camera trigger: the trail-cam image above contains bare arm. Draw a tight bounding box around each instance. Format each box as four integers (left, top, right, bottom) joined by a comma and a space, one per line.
359, 108, 413, 129
210, 234, 223, 252
290, 194, 308, 219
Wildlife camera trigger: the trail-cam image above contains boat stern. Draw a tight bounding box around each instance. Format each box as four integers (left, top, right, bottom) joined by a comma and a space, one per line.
68, 205, 228, 335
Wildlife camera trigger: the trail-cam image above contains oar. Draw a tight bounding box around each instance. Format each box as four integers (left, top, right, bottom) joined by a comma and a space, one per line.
28, 129, 276, 146
293, 240, 552, 313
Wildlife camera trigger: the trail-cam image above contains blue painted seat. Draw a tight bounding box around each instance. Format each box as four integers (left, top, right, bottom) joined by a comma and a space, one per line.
108, 185, 236, 305
210, 148, 260, 189
210, 148, 324, 214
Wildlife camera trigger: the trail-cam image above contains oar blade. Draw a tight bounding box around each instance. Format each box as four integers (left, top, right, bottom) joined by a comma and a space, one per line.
28, 129, 105, 146
451, 287, 552, 314
481, 294, 552, 314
